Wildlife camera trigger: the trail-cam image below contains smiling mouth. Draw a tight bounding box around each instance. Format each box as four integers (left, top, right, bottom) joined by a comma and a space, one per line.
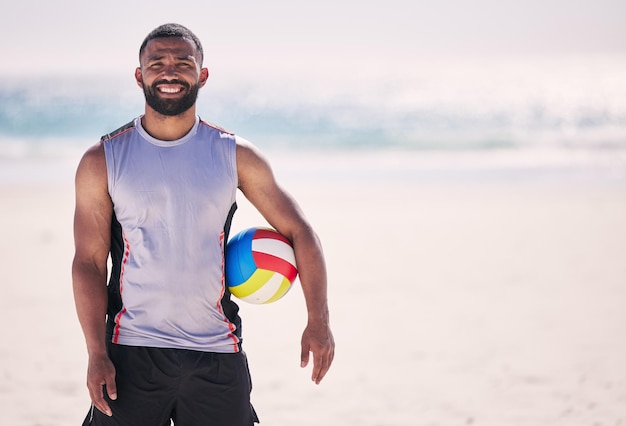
157, 85, 184, 94
153, 79, 189, 95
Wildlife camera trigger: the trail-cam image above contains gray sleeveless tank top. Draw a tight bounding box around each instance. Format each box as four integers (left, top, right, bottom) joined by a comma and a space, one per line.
102, 116, 241, 352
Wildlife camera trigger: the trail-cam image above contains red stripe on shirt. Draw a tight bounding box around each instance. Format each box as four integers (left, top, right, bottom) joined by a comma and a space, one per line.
112, 233, 130, 344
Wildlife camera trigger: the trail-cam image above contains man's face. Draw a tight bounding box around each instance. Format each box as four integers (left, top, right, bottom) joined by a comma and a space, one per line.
135, 37, 208, 116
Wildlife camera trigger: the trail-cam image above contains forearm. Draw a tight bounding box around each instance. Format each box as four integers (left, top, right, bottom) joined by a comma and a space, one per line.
72, 259, 109, 356
292, 226, 335, 384
292, 228, 330, 324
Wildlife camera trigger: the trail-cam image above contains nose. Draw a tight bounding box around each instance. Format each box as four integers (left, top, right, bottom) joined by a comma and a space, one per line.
161, 63, 178, 79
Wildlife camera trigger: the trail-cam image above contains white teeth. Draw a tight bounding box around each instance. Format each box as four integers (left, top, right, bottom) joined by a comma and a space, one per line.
159, 87, 181, 93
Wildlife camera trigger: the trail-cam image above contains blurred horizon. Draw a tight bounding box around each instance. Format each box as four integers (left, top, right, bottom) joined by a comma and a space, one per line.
1, 0, 625, 184
2, 52, 625, 156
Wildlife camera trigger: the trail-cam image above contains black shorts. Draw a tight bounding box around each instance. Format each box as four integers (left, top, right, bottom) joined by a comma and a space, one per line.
82, 344, 259, 426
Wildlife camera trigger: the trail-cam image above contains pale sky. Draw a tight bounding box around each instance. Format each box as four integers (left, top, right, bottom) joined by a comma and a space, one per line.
2, 0, 625, 79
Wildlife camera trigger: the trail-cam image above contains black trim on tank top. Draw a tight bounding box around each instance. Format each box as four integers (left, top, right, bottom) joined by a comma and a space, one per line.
221, 202, 243, 349
106, 211, 124, 342
101, 120, 136, 142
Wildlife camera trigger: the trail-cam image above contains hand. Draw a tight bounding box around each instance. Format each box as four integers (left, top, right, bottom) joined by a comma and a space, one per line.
300, 321, 335, 384
86, 353, 117, 417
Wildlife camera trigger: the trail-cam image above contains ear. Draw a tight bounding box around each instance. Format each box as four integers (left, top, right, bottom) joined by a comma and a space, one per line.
199, 67, 209, 88
134, 67, 143, 88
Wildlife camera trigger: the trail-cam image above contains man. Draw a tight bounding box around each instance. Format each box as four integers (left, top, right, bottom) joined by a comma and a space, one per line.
72, 23, 334, 425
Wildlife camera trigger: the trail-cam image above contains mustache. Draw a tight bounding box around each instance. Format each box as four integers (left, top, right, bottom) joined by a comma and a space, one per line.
151, 79, 191, 89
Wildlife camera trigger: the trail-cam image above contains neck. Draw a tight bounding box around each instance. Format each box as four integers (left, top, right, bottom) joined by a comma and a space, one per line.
141, 106, 197, 141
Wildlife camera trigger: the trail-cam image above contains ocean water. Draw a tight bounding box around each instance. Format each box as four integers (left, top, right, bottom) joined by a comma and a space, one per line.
1, 54, 625, 185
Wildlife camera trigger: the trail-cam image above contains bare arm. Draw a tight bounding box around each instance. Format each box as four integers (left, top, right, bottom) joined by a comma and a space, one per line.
72, 142, 117, 416
236, 139, 335, 384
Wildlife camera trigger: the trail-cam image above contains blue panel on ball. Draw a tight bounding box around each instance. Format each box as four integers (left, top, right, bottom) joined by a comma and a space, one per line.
225, 228, 258, 287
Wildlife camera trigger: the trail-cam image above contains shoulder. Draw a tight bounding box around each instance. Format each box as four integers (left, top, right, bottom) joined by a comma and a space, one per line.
235, 136, 270, 170
80, 142, 105, 165
234, 137, 276, 191
76, 142, 107, 185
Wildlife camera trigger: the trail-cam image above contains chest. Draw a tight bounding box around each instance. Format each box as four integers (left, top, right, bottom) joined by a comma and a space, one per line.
108, 136, 235, 230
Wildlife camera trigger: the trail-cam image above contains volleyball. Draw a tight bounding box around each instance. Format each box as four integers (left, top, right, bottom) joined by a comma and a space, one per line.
225, 227, 298, 304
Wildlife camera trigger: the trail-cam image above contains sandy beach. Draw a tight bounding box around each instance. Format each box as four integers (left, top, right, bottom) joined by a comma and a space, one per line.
1, 150, 625, 425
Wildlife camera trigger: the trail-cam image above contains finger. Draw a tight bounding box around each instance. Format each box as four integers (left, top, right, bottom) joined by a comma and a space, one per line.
105, 374, 118, 401
89, 383, 113, 417
311, 355, 327, 385
312, 347, 335, 384
300, 343, 310, 368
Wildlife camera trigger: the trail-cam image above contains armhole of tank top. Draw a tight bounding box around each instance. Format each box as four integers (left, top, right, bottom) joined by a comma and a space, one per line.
102, 140, 115, 198
231, 135, 240, 196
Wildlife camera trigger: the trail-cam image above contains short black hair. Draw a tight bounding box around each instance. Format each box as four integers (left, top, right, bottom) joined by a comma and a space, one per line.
139, 23, 204, 64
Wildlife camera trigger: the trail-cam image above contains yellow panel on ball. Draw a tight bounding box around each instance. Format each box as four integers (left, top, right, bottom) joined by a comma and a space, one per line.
263, 277, 292, 304
231, 269, 292, 304
229, 268, 274, 299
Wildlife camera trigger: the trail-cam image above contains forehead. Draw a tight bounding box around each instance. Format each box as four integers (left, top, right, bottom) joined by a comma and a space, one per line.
141, 37, 200, 62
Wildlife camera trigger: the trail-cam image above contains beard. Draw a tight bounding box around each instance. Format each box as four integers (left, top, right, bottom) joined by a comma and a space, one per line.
142, 79, 200, 116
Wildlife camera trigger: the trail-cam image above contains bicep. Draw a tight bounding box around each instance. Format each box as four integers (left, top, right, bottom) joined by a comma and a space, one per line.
73, 143, 112, 269
236, 141, 309, 239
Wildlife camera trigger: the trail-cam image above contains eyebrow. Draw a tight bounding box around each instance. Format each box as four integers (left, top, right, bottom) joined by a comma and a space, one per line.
146, 54, 196, 61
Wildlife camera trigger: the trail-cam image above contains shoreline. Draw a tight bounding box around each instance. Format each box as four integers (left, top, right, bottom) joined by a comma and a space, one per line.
2, 147, 625, 187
